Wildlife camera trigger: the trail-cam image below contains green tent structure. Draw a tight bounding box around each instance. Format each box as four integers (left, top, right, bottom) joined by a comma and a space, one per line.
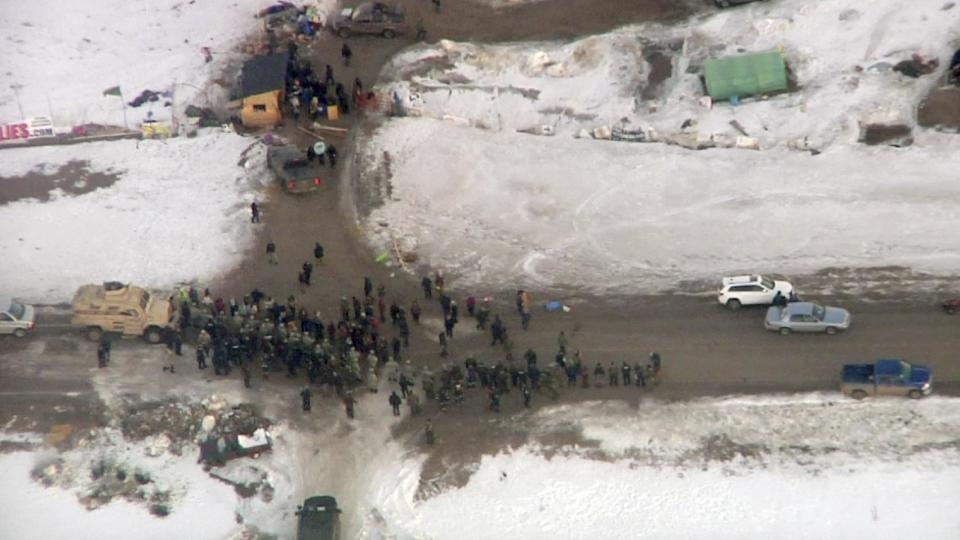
704, 51, 788, 101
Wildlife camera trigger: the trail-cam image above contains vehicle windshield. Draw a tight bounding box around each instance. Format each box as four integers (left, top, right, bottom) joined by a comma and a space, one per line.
899, 361, 911, 381
8, 300, 25, 319
812, 304, 825, 320
139, 291, 150, 310
760, 277, 775, 289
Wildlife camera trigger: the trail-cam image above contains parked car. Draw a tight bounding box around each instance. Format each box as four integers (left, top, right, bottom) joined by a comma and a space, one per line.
942, 297, 960, 314
297, 495, 341, 540
333, 2, 407, 38
717, 274, 794, 310
0, 297, 36, 338
764, 301, 851, 335
199, 428, 273, 467
267, 145, 324, 194
714, 0, 765, 7
841, 358, 932, 400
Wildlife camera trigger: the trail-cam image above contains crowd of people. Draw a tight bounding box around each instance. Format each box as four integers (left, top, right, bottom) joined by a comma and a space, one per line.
136, 250, 664, 434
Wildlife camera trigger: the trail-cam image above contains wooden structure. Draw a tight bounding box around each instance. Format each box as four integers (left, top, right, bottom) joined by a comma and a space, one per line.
240, 53, 288, 128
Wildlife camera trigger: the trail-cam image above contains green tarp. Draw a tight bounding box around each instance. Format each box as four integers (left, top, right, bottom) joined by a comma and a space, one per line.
704, 51, 788, 101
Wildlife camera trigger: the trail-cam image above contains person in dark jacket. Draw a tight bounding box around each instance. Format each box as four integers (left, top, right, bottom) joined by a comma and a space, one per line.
389, 391, 402, 416
301, 387, 312, 411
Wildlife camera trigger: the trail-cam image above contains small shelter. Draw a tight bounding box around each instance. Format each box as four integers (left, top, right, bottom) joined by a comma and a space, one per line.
704, 51, 788, 101
240, 53, 288, 128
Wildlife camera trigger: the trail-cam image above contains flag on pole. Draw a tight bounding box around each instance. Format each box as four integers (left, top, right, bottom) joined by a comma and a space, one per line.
102, 86, 122, 97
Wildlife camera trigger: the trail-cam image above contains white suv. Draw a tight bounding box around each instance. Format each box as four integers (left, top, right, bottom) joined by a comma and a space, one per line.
717, 275, 793, 310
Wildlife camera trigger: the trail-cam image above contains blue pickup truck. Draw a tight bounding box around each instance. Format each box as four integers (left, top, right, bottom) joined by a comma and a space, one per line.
841, 358, 932, 400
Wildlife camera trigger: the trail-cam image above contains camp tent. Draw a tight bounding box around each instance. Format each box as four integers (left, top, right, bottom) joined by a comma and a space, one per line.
704, 51, 788, 101
240, 53, 288, 128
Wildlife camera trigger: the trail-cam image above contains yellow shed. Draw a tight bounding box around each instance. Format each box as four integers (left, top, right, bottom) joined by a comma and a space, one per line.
240, 53, 288, 128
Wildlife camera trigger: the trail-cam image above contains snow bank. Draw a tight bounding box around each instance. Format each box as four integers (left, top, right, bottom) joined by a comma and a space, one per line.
0, 130, 267, 303
363, 395, 960, 539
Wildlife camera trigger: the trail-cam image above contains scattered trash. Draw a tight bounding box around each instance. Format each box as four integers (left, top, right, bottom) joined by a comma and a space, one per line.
592, 126, 612, 140
517, 124, 555, 136
735, 136, 760, 150
892, 54, 939, 78
611, 126, 648, 142
858, 123, 913, 147
729, 119, 749, 137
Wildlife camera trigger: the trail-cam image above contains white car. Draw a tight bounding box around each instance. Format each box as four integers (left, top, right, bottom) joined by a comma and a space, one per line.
717, 275, 793, 310
0, 297, 36, 337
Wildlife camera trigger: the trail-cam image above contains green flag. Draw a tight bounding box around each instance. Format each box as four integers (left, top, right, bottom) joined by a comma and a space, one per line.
102, 86, 122, 97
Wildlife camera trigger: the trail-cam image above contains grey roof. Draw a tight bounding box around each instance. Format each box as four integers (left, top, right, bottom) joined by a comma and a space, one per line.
785, 302, 815, 315
241, 53, 288, 97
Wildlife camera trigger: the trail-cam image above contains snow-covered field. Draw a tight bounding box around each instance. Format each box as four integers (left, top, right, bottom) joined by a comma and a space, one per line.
0, 133, 268, 303
0, 0, 271, 128
361, 0, 960, 294
7, 390, 959, 539
364, 397, 960, 539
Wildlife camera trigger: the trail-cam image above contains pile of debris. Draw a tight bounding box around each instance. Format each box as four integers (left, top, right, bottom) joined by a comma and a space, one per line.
116, 395, 271, 461
31, 448, 173, 517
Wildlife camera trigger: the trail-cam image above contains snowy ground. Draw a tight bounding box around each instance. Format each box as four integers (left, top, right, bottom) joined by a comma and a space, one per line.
5, 384, 960, 539
361, 0, 960, 294
0, 0, 349, 303
0, 131, 268, 303
0, 0, 283, 128
363, 396, 960, 539
0, 337, 406, 540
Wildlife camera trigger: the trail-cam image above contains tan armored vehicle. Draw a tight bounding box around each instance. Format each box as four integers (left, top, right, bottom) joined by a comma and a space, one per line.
71, 281, 173, 343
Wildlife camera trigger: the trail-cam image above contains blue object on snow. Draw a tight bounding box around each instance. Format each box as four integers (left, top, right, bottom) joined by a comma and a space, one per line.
545, 301, 564, 312
730, 95, 741, 106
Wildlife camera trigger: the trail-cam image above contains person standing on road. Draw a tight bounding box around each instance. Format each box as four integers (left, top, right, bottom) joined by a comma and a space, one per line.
389, 390, 402, 416
593, 363, 605, 388
301, 387, 312, 412
343, 392, 357, 419
608, 362, 619, 386
341, 42, 352, 66
650, 352, 662, 376
364, 276, 373, 298
266, 240, 278, 265
196, 347, 207, 370
425, 419, 435, 444
326, 145, 337, 168
558, 331, 568, 354
476, 301, 490, 330
97, 340, 108, 368
522, 385, 532, 408
250, 201, 260, 223
408, 390, 422, 415
172, 329, 183, 356
313, 242, 324, 262
242, 364, 252, 388
410, 299, 422, 323
432, 0, 441, 13
621, 362, 631, 386
635, 360, 646, 387
421, 276, 433, 299
302, 261, 313, 286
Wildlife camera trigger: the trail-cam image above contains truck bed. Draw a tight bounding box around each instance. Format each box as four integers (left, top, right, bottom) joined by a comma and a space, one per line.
841, 364, 874, 383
